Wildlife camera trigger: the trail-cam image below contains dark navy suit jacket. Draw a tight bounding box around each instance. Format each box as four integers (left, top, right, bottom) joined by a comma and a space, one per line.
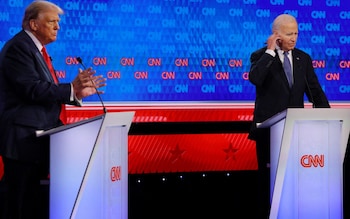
248, 47, 330, 140
0, 30, 78, 163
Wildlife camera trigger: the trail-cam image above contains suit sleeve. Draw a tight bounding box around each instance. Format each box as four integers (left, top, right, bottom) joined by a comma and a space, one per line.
249, 49, 275, 87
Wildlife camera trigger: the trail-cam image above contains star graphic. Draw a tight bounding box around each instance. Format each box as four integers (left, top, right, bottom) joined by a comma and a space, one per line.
223, 143, 239, 161
170, 144, 185, 163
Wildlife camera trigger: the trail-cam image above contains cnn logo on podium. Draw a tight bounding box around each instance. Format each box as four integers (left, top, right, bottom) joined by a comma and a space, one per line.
300, 154, 324, 168
110, 166, 121, 181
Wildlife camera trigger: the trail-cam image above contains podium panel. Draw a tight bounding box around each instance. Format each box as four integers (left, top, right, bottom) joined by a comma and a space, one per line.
37, 112, 134, 219
258, 108, 350, 219
273, 120, 341, 218
71, 125, 128, 219
50, 117, 104, 219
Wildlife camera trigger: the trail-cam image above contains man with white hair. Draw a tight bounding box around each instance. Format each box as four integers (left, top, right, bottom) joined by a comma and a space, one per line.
248, 14, 330, 218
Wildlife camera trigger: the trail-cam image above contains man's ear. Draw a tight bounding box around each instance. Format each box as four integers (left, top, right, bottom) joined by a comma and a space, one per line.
29, 19, 38, 31
276, 39, 282, 47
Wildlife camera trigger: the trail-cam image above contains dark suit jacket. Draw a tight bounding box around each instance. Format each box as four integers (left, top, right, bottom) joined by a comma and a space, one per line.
248, 47, 330, 140
0, 30, 78, 163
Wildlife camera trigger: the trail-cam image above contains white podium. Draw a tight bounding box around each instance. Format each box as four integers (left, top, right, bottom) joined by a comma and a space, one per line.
37, 112, 135, 219
258, 108, 350, 219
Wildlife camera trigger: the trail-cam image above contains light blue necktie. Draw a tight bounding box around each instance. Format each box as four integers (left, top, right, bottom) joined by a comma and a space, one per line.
283, 51, 293, 88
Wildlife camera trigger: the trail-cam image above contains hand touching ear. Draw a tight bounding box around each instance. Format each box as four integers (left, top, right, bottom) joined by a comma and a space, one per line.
266, 32, 281, 50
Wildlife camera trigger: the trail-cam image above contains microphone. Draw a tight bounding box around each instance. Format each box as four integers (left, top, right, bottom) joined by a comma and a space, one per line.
76, 57, 107, 114
304, 75, 315, 108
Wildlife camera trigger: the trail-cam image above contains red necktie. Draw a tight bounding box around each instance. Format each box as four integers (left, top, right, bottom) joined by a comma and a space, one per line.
41, 46, 58, 83
41, 46, 67, 124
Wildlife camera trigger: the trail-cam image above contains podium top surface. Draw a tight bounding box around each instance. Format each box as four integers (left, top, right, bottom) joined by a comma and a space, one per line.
36, 114, 105, 137
257, 108, 350, 128
257, 110, 287, 128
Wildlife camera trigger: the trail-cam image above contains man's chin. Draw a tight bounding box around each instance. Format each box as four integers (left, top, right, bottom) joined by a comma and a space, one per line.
48, 38, 57, 43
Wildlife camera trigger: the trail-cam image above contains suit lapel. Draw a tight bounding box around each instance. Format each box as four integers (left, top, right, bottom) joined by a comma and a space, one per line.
21, 30, 55, 83
291, 50, 303, 88
35, 51, 55, 83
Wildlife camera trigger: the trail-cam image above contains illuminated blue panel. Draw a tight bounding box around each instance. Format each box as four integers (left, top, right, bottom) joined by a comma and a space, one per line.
0, 0, 349, 103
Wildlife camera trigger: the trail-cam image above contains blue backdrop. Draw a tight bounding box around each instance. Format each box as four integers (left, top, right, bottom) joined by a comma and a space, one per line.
0, 0, 349, 103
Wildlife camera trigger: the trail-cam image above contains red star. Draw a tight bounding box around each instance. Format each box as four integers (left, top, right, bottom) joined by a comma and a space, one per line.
170, 144, 185, 163
223, 143, 239, 161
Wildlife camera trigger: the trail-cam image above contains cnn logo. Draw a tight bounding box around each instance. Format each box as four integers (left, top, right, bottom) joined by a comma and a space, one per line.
110, 166, 121, 182
300, 154, 324, 167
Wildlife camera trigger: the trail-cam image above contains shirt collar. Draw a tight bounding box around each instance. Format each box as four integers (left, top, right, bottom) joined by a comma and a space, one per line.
24, 29, 43, 52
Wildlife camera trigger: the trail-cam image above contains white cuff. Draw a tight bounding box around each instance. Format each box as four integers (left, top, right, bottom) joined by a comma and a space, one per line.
265, 49, 276, 57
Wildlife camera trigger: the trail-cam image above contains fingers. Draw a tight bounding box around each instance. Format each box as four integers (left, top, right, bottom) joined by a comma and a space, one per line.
78, 68, 98, 85
266, 33, 281, 50
73, 67, 106, 99
92, 76, 107, 89
80, 68, 95, 78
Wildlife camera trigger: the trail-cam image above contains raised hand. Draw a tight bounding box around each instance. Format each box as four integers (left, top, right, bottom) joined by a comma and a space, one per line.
72, 67, 107, 99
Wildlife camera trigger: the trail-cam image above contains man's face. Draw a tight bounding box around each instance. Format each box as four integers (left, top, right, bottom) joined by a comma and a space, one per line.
277, 21, 298, 51
30, 10, 60, 45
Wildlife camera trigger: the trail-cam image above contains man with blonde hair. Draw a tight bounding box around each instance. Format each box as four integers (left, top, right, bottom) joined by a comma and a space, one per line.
0, 1, 106, 218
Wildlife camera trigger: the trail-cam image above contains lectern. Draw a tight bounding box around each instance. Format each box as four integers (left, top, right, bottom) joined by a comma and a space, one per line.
257, 108, 350, 219
36, 111, 135, 219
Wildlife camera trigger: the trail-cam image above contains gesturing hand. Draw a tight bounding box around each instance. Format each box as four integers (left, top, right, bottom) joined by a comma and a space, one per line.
72, 67, 107, 100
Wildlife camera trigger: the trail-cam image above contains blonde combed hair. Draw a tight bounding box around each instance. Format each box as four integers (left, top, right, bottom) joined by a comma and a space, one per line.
22, 0, 64, 30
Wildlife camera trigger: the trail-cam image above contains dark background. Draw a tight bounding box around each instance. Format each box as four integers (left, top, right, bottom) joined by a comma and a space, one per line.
0, 170, 259, 219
